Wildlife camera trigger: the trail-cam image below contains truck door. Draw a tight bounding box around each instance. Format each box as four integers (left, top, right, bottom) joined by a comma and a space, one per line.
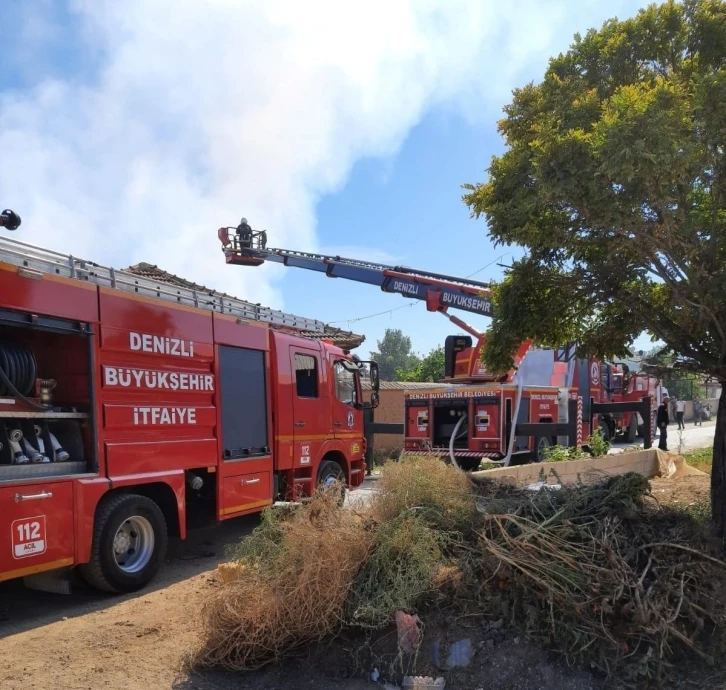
331, 360, 363, 440
289, 347, 328, 470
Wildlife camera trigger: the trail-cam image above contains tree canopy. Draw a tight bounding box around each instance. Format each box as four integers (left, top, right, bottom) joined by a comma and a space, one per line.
398, 346, 446, 383
462, 0, 726, 535
369, 328, 420, 381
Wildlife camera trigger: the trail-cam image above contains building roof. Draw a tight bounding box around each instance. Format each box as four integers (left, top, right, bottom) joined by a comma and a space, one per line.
124, 262, 365, 350
362, 380, 459, 391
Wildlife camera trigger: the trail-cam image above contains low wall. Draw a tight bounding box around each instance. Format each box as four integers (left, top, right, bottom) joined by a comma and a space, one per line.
471, 448, 704, 487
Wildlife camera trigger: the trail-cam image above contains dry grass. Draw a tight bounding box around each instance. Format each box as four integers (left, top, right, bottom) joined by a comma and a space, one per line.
371, 456, 475, 530
194, 489, 372, 671
194, 459, 726, 686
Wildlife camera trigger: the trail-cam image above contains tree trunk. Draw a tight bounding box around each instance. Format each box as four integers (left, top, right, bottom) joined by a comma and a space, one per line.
711, 387, 726, 542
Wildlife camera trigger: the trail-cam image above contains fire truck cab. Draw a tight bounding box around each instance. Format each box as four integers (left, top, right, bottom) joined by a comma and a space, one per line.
0, 235, 376, 593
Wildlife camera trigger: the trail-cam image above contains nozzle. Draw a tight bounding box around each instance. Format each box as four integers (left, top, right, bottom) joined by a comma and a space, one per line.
0, 209, 21, 231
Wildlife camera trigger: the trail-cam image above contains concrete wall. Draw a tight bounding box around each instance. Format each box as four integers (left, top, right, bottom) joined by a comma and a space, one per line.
363, 388, 405, 455
670, 397, 719, 422
472, 449, 663, 487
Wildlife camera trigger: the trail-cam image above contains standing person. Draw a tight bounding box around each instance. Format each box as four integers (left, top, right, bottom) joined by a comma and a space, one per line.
675, 397, 686, 429
693, 398, 702, 426
657, 396, 670, 451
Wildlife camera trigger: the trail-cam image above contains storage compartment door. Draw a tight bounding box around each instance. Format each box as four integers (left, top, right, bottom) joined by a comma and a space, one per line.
221, 471, 272, 518
0, 481, 75, 581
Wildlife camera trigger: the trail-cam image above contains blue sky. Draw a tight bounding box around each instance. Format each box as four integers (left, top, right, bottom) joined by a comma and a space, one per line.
0, 0, 658, 361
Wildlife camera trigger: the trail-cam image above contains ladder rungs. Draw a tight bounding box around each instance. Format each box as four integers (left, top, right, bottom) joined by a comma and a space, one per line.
0, 236, 326, 332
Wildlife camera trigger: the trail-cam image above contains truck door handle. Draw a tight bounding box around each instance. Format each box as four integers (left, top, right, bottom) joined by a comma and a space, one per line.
242, 478, 260, 485
294, 422, 306, 428
14, 491, 53, 503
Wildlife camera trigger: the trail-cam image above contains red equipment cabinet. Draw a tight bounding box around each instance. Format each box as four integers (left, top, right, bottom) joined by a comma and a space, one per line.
0, 236, 375, 593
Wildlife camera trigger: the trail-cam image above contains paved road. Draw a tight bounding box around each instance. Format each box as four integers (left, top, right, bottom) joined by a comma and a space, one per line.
610, 419, 715, 453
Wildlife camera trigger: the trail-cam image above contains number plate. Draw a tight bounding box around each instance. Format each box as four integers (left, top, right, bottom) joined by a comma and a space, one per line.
11, 515, 47, 559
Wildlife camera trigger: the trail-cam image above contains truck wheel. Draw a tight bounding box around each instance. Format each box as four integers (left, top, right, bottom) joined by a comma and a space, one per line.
79, 493, 168, 594
626, 416, 638, 444
535, 436, 551, 462
599, 420, 611, 443
317, 459, 346, 505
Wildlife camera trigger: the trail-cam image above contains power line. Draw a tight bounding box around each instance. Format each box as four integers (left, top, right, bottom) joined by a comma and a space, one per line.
328, 254, 508, 328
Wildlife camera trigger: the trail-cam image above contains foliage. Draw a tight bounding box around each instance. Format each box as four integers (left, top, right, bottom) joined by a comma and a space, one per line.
684, 445, 714, 474
398, 345, 446, 383
370, 328, 421, 381
543, 444, 588, 462
371, 455, 475, 531
462, 0, 726, 536
644, 346, 707, 399
587, 427, 610, 458
542, 427, 609, 461
347, 514, 446, 629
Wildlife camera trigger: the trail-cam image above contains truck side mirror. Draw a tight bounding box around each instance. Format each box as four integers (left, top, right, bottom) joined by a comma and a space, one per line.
369, 362, 380, 392
370, 391, 380, 409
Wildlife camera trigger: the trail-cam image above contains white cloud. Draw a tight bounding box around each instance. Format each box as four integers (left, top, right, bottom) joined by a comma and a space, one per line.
1, 0, 647, 312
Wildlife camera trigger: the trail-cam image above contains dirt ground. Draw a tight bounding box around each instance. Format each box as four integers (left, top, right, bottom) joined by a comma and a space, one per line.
0, 472, 722, 690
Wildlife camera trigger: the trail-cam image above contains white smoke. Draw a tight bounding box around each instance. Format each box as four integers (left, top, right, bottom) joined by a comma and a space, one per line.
1, 0, 647, 308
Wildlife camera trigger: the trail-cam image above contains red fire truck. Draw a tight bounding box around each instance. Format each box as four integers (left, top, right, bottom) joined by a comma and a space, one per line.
218, 221, 642, 469
599, 362, 664, 443
0, 221, 377, 592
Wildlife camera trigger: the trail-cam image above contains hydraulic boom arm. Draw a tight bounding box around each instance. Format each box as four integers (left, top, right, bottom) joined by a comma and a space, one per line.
217, 218, 533, 383
218, 219, 493, 321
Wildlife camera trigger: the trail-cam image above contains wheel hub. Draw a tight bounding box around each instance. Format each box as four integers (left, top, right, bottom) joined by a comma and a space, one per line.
112, 516, 155, 574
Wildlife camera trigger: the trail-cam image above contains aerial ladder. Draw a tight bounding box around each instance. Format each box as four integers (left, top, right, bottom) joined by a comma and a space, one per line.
216, 217, 657, 465
217, 218, 532, 384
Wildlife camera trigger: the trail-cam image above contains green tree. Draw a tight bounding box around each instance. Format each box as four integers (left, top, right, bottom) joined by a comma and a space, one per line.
462, 0, 726, 536
370, 328, 420, 381
643, 347, 707, 400
398, 346, 446, 382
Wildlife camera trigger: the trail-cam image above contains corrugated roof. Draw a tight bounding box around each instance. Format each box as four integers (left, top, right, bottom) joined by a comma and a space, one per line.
363, 380, 459, 390
124, 262, 365, 350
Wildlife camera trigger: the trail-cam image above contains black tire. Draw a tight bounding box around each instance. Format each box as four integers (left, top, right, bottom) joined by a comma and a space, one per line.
317, 459, 346, 504
626, 416, 638, 444
79, 493, 168, 594
599, 419, 611, 443
455, 456, 482, 471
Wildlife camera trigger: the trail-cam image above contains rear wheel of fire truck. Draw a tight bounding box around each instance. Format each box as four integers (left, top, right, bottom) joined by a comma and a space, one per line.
80, 493, 168, 594
626, 416, 638, 444
317, 459, 346, 505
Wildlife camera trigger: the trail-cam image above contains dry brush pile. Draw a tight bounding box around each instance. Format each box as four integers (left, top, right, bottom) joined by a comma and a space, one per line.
194, 458, 726, 686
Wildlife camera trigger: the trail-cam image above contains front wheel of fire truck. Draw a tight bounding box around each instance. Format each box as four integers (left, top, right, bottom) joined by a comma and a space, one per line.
80, 493, 168, 594
317, 459, 346, 506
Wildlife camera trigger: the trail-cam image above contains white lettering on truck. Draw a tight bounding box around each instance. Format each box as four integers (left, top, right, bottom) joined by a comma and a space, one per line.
132, 407, 198, 425
104, 366, 213, 391
129, 332, 195, 357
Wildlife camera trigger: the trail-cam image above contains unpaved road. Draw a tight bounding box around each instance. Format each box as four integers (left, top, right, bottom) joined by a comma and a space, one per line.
0, 489, 379, 690
610, 419, 716, 453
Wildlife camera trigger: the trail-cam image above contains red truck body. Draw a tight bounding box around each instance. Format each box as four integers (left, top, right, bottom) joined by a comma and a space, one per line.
0, 239, 369, 591
402, 337, 605, 467
600, 364, 663, 442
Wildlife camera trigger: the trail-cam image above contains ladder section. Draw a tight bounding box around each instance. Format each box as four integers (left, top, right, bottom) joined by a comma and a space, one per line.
0, 236, 325, 332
